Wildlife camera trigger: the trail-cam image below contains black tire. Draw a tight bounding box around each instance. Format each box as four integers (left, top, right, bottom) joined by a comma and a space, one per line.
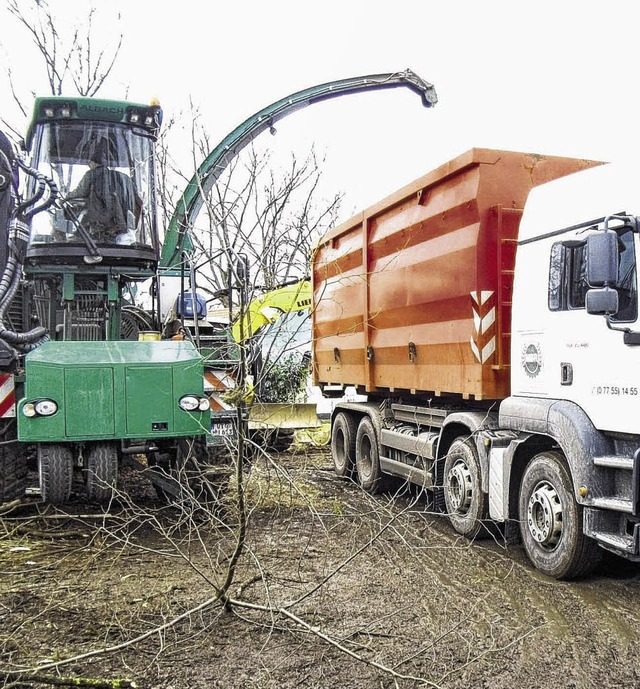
519, 451, 601, 579
38, 443, 73, 504
0, 445, 28, 505
175, 436, 232, 507
331, 412, 358, 478
355, 416, 386, 494
85, 442, 118, 502
260, 429, 295, 453
443, 437, 488, 539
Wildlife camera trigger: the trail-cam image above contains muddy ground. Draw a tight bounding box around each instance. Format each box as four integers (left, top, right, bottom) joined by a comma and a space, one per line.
1, 443, 640, 689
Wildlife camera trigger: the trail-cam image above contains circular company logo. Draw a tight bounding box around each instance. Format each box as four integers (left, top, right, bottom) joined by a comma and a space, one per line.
522, 343, 543, 378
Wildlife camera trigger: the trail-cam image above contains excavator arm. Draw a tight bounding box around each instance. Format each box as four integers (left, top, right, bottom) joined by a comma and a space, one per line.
159, 69, 437, 272
231, 279, 311, 343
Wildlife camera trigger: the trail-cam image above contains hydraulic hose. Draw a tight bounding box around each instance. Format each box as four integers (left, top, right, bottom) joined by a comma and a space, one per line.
0, 150, 55, 354
0, 267, 46, 345
16, 159, 58, 218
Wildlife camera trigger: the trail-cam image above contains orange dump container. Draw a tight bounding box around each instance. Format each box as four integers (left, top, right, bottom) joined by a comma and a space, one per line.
312, 148, 601, 400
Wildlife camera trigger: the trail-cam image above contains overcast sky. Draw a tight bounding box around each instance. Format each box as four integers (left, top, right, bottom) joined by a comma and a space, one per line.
2, 0, 639, 222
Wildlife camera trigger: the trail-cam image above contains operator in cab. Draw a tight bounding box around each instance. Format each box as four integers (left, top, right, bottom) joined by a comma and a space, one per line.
62, 150, 141, 245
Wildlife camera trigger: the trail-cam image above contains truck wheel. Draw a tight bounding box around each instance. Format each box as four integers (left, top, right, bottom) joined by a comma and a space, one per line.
519, 451, 601, 579
38, 443, 73, 504
355, 416, 386, 494
85, 442, 118, 502
443, 437, 487, 539
331, 412, 357, 478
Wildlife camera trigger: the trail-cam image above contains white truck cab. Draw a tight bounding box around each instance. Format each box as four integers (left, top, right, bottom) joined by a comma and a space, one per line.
513, 161, 640, 433
504, 161, 640, 572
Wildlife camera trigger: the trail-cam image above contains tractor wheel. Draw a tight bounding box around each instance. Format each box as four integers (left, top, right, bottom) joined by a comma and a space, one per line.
443, 437, 488, 540
519, 451, 601, 579
173, 436, 233, 509
259, 429, 295, 453
331, 412, 358, 478
355, 416, 386, 494
85, 441, 119, 502
38, 443, 74, 504
0, 444, 28, 505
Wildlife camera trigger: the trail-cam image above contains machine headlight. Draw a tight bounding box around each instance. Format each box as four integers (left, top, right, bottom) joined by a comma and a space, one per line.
22, 403, 37, 418
178, 395, 209, 412
35, 399, 58, 416
23, 399, 58, 417
179, 395, 200, 412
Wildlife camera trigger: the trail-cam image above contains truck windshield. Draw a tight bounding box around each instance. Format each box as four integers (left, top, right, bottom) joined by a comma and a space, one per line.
28, 121, 157, 251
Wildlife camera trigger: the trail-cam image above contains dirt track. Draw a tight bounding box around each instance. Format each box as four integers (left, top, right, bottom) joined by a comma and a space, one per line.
1, 445, 640, 688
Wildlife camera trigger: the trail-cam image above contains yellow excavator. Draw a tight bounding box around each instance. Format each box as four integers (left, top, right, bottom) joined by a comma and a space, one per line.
231, 279, 311, 343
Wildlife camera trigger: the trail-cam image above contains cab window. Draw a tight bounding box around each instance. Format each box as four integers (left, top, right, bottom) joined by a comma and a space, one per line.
548, 228, 637, 322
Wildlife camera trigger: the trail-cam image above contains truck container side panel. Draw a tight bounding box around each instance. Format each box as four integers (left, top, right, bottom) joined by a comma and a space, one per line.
313, 219, 367, 388
315, 279, 364, 325
491, 206, 522, 366
367, 320, 471, 348
313, 149, 601, 399
368, 247, 477, 318
313, 223, 364, 283
366, 176, 481, 251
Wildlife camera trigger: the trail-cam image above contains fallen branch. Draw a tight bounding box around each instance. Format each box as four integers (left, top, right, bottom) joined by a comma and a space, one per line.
228, 597, 443, 688
0, 670, 136, 688
13, 526, 89, 539
0, 593, 223, 679
0, 499, 22, 515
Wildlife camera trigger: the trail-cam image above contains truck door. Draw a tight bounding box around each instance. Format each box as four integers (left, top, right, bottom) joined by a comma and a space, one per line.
512, 223, 640, 435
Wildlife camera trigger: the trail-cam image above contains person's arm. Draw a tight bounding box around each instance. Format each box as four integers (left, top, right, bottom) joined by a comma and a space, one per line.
65, 171, 91, 203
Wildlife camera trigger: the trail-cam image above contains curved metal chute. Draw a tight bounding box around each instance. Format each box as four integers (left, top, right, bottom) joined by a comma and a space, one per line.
160, 69, 437, 271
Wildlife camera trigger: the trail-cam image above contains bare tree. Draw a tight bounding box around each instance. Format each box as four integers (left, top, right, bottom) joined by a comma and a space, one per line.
1, 0, 123, 123
202, 147, 342, 291
172, 109, 343, 299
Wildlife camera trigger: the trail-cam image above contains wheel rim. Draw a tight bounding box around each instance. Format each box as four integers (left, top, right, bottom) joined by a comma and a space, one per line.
527, 480, 563, 550
446, 459, 473, 514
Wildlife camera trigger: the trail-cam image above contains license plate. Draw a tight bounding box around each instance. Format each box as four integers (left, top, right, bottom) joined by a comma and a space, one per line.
212, 421, 235, 438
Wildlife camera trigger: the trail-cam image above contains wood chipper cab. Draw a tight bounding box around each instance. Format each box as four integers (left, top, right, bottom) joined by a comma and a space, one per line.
25, 97, 161, 267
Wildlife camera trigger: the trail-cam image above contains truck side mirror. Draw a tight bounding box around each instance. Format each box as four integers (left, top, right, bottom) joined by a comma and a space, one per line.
587, 231, 618, 287
586, 286, 619, 316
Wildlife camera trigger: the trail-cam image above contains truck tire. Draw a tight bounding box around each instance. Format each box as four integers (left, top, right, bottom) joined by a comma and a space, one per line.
331, 412, 357, 478
443, 437, 488, 539
519, 451, 601, 579
38, 443, 73, 504
355, 416, 386, 494
0, 445, 28, 505
85, 442, 118, 502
